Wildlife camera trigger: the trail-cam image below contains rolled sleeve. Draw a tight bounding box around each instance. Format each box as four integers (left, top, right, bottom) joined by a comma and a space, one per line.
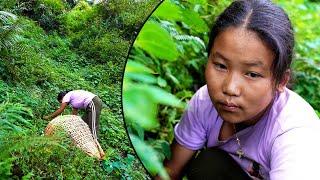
62, 92, 71, 103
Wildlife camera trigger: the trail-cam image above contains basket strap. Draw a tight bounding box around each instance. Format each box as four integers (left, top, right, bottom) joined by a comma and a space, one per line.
90, 101, 98, 140
94, 139, 105, 160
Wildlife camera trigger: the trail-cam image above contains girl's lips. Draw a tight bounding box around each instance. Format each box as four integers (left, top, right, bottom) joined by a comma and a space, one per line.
219, 102, 240, 112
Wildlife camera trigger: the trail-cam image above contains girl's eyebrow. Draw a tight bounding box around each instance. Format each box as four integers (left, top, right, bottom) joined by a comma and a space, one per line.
242, 60, 264, 67
213, 52, 229, 61
214, 52, 264, 67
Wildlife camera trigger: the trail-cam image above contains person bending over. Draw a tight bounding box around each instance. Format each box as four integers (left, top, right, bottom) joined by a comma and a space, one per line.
44, 90, 102, 139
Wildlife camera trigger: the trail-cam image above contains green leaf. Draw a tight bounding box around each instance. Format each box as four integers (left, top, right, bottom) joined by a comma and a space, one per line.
131, 122, 145, 140
153, 0, 182, 21
157, 76, 167, 87
149, 139, 171, 160
125, 60, 154, 74
188, 0, 207, 7
124, 81, 184, 131
130, 134, 169, 179
123, 84, 159, 130
22, 172, 34, 180
141, 85, 184, 108
181, 9, 209, 33
125, 154, 135, 166
166, 72, 180, 85
125, 72, 157, 84
135, 21, 179, 61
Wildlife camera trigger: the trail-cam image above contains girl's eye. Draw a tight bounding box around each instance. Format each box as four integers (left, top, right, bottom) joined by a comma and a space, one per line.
246, 72, 262, 78
214, 63, 227, 70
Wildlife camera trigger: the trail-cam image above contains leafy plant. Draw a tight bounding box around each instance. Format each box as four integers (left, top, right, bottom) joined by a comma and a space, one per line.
277, 0, 320, 113
0, 0, 160, 178
0, 102, 33, 133
0, 11, 22, 51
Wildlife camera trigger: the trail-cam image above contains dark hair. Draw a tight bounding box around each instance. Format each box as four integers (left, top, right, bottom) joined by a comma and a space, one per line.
207, 0, 294, 85
57, 90, 71, 102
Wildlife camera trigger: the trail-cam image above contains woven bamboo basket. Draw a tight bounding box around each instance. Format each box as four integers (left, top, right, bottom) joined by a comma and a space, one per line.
45, 115, 105, 160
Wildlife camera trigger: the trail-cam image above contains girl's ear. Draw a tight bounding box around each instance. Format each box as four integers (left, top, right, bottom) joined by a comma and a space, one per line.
277, 69, 291, 92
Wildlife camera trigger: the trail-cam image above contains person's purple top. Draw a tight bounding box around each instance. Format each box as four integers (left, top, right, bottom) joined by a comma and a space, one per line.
175, 85, 320, 179
62, 90, 96, 109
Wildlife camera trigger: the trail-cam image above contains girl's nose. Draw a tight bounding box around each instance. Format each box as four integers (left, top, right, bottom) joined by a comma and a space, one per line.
222, 73, 241, 97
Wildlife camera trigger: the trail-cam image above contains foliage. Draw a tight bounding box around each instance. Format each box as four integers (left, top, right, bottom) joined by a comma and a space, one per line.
14, 0, 68, 31
0, 102, 33, 133
276, 0, 320, 114
58, 0, 93, 34
0, 11, 25, 82
0, 0, 159, 178
97, 0, 160, 40
102, 153, 146, 180
130, 134, 169, 179
1, 125, 106, 179
123, 59, 184, 178
124, 0, 320, 178
0, 11, 21, 51
123, 0, 226, 178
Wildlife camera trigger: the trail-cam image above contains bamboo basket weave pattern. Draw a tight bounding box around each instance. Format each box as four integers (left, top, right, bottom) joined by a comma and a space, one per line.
45, 115, 105, 159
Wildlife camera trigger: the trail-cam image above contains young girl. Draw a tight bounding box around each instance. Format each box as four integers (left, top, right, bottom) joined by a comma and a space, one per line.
163, 0, 320, 179
44, 90, 103, 139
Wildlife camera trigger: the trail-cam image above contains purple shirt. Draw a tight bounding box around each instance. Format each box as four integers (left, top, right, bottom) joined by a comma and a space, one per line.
175, 85, 320, 179
62, 90, 96, 109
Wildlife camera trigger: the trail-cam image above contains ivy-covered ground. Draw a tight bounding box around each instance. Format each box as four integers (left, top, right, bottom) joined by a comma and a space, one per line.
0, 0, 159, 179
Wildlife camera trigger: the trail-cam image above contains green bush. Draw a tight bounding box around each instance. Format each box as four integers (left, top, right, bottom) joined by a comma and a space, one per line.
0, 0, 160, 178
277, 0, 320, 112
78, 30, 130, 64
58, 0, 94, 35
26, 0, 67, 31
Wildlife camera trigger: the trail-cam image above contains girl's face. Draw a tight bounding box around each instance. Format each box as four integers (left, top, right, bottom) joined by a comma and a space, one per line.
206, 27, 284, 124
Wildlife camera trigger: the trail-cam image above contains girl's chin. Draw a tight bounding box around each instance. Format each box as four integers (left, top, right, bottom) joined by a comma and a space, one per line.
221, 118, 245, 124
220, 114, 259, 126
218, 113, 248, 124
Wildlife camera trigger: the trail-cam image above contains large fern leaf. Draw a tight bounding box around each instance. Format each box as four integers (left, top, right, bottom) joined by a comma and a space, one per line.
0, 11, 22, 51
0, 102, 33, 133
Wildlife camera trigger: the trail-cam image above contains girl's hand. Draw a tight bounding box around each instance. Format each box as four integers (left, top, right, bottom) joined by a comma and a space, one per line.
44, 102, 68, 120
163, 140, 196, 180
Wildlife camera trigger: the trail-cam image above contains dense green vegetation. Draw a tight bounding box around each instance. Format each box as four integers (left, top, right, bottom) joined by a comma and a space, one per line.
123, 0, 320, 178
0, 0, 159, 179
